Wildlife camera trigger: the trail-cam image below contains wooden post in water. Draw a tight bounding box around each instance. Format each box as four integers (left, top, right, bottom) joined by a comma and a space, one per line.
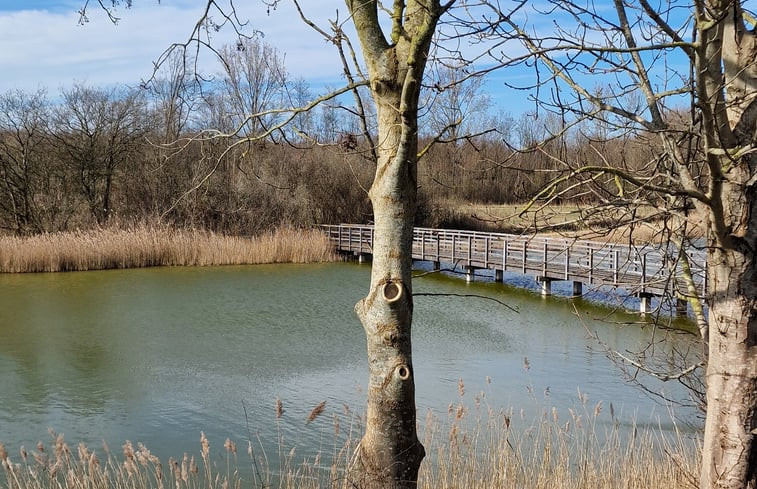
640, 293, 653, 314
572, 282, 583, 297
538, 277, 552, 296
465, 266, 475, 283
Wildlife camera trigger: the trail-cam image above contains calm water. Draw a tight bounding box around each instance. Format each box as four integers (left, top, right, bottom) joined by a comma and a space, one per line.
0, 263, 699, 468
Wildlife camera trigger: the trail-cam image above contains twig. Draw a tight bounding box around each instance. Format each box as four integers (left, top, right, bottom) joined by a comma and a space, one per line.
414, 292, 519, 313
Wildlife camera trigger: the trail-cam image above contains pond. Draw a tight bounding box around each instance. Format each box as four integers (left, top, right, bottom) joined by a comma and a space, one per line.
0, 262, 700, 475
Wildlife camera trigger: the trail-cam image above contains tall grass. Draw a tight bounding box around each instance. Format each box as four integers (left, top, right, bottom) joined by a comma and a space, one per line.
0, 396, 700, 489
0, 226, 338, 273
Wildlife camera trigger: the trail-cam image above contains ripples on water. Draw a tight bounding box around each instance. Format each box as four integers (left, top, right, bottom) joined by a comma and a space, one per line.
0, 262, 700, 468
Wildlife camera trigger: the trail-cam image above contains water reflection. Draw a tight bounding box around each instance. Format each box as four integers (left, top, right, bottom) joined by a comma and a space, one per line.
0, 263, 699, 465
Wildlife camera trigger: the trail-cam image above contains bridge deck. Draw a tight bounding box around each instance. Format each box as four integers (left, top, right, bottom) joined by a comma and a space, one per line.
322, 224, 707, 300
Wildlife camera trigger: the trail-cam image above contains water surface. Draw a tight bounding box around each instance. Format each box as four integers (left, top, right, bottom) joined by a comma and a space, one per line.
0, 263, 699, 467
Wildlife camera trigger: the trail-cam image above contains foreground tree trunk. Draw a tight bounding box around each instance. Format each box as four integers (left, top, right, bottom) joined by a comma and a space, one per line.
703, 242, 757, 489
344, 1, 444, 487
699, 2, 757, 487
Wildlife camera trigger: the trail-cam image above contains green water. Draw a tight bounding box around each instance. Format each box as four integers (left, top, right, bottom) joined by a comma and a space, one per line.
0, 263, 699, 467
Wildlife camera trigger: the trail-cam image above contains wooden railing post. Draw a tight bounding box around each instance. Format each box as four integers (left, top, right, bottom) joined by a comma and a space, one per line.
613, 249, 619, 285
484, 237, 489, 268
641, 253, 647, 293
420, 229, 425, 260
542, 240, 548, 275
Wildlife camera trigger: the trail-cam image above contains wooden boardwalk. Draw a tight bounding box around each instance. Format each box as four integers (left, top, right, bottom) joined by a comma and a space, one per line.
322, 224, 707, 312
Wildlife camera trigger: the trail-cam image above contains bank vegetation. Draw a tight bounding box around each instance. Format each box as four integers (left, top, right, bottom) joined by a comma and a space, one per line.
0, 37, 685, 243
0, 227, 337, 273
0, 395, 698, 489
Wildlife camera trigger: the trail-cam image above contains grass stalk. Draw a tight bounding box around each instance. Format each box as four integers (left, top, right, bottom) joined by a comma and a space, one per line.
1, 399, 700, 489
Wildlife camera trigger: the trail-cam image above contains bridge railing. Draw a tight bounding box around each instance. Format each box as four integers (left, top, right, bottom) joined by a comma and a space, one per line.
321, 224, 707, 298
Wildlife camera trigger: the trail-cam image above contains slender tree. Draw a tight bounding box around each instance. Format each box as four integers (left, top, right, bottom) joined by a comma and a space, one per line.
342, 2, 450, 487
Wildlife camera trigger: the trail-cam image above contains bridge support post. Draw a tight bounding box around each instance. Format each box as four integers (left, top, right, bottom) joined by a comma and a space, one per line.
572, 281, 583, 297
357, 253, 371, 264
465, 266, 475, 283
675, 298, 688, 317
537, 277, 552, 296
495, 269, 503, 282
432, 261, 440, 271
639, 293, 653, 314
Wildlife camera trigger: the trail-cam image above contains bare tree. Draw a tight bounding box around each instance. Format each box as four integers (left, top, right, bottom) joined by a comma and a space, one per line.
0, 90, 51, 234
53, 84, 147, 225
147, 50, 200, 142
218, 36, 288, 138
468, 1, 757, 487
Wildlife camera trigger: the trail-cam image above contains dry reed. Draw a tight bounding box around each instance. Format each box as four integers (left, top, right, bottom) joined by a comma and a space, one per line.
0, 226, 339, 273
0, 397, 700, 489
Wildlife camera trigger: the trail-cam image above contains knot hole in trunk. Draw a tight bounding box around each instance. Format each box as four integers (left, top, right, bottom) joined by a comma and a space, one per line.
382, 280, 403, 303
396, 364, 411, 381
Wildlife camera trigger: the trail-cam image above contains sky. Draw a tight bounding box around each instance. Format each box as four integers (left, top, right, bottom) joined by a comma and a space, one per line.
0, 1, 347, 93
0, 0, 536, 116
0, 0, 711, 119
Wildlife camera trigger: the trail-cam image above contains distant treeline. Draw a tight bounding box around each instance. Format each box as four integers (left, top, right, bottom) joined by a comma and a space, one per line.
0, 39, 666, 237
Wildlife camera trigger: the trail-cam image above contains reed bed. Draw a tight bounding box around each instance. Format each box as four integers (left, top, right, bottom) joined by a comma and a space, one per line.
0, 394, 700, 489
0, 226, 339, 273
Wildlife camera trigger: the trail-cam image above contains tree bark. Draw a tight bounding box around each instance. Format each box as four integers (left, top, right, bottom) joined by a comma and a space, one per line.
702, 245, 757, 489
344, 1, 442, 487
699, 2, 757, 487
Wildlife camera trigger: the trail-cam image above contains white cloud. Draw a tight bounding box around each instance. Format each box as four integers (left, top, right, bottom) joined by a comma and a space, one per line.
0, 1, 524, 113
0, 1, 347, 92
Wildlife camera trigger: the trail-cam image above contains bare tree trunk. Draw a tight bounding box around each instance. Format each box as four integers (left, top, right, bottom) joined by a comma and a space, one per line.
349, 90, 424, 486
344, 1, 443, 487
699, 3, 757, 486
702, 239, 757, 489
700, 151, 757, 489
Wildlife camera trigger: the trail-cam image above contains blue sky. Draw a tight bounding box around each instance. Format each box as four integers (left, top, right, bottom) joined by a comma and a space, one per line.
0, 1, 345, 93
0, 0, 533, 116
0, 1, 581, 118
0, 1, 710, 120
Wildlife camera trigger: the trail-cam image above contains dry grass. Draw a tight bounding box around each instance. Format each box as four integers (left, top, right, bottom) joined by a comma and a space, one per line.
444, 200, 706, 245
0, 226, 339, 273
0, 396, 700, 489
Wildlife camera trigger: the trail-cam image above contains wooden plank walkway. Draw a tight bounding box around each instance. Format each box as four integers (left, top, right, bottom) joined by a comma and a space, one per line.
322, 224, 707, 309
